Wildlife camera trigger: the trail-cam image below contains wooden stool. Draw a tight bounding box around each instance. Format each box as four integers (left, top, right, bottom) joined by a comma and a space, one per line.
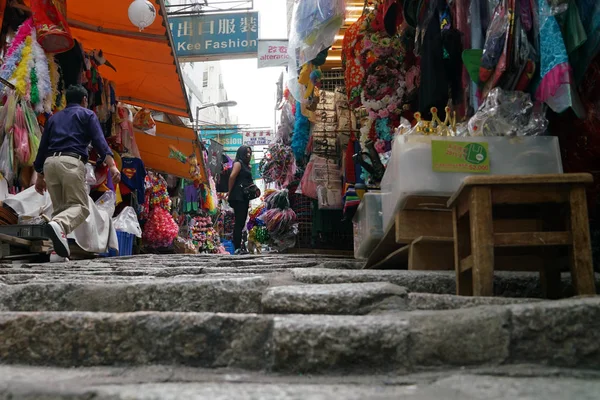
364, 196, 453, 269
447, 174, 596, 298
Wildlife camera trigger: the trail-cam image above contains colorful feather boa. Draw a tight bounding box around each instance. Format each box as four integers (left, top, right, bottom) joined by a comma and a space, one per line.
291, 101, 310, 161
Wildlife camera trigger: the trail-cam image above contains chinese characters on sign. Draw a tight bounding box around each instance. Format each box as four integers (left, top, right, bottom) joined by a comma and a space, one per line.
169, 12, 259, 59
257, 40, 290, 68
431, 141, 490, 173
242, 130, 274, 146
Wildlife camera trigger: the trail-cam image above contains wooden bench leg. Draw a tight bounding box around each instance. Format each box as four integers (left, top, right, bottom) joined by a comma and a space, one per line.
540, 249, 562, 299
469, 187, 494, 296
453, 208, 472, 296
568, 185, 596, 295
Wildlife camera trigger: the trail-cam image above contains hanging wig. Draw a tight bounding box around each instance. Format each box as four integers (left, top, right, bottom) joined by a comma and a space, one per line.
291, 101, 310, 161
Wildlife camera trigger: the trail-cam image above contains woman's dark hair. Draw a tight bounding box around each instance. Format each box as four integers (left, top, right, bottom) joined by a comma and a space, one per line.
66, 84, 88, 104
235, 145, 251, 165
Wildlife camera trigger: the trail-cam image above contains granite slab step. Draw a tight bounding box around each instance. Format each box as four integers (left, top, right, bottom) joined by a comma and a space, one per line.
291, 268, 600, 298
0, 277, 269, 313
262, 282, 409, 315
0, 297, 597, 372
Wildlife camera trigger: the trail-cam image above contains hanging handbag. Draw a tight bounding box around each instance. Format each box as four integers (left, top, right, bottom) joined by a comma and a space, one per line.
242, 183, 261, 201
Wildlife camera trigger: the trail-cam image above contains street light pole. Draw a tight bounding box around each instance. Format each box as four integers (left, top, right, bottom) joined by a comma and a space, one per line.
193, 100, 238, 184
195, 100, 238, 136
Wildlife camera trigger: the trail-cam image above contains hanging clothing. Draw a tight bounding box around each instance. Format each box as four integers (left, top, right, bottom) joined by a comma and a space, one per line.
418, 6, 449, 119
183, 184, 199, 213
120, 157, 147, 205
55, 39, 84, 88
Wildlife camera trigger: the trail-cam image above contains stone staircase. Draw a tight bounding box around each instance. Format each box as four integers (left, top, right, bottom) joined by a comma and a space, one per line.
0, 254, 599, 399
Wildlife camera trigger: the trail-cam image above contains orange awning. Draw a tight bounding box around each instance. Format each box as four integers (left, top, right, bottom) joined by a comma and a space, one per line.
135, 121, 200, 179
20, 0, 190, 117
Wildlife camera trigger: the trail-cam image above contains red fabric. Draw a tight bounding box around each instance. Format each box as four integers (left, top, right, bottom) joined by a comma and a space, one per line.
345, 133, 357, 183
30, 0, 74, 53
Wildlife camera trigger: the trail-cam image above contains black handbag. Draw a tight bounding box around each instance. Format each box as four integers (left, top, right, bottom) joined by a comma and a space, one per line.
242, 183, 261, 201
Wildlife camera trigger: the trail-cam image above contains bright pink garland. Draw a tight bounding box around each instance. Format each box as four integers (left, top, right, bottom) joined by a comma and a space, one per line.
143, 207, 179, 248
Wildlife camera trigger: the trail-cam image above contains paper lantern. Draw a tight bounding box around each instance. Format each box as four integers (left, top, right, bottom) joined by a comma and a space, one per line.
128, 0, 157, 31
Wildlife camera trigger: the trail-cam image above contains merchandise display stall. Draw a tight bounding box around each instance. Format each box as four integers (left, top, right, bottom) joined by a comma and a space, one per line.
0, 0, 208, 260
285, 0, 599, 295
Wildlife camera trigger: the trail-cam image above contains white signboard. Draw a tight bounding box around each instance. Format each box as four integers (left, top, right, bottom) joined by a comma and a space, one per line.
257, 40, 289, 68
243, 130, 274, 146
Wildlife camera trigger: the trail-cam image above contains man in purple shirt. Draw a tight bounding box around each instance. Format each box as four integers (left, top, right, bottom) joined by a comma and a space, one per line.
34, 85, 120, 258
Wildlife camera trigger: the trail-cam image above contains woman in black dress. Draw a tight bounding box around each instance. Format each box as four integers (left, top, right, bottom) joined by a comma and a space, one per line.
228, 145, 254, 253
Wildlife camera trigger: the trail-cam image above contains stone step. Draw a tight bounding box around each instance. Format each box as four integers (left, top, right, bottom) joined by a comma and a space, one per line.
262, 282, 409, 315
0, 297, 597, 372
0, 277, 544, 315
0, 277, 270, 313
291, 268, 600, 298
0, 364, 598, 400
262, 283, 542, 315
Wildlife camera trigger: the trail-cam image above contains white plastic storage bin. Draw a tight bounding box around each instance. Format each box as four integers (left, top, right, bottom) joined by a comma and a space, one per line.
353, 192, 384, 259
381, 135, 563, 231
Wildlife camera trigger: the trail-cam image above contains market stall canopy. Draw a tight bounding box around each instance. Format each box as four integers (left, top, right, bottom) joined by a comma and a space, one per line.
135, 121, 197, 178
18, 0, 190, 117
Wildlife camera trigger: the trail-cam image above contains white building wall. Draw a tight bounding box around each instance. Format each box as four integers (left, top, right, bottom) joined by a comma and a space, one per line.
181, 61, 233, 126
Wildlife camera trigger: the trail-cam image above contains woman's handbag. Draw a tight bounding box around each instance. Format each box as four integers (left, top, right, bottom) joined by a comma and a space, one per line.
242, 183, 261, 201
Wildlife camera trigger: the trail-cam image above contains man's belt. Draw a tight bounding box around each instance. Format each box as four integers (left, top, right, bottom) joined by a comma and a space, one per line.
49, 152, 88, 164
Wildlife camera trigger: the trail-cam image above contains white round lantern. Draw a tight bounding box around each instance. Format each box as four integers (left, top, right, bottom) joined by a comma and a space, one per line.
128, 0, 157, 31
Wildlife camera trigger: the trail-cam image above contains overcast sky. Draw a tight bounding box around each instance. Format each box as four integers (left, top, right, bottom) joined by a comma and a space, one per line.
220, 0, 287, 129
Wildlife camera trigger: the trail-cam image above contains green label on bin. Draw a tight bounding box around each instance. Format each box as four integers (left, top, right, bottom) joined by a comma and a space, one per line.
431, 141, 490, 173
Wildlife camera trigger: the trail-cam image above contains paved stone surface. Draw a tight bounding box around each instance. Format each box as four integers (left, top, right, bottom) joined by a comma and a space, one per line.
408, 293, 543, 310
0, 253, 597, 398
0, 365, 598, 399
262, 282, 408, 314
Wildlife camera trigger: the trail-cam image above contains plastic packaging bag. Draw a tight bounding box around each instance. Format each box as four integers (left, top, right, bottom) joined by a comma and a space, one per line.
288, 0, 346, 67
0, 134, 14, 181
317, 185, 342, 210
85, 164, 96, 185
18, 215, 46, 225
0, 105, 7, 145
3, 93, 16, 134
133, 108, 156, 136
113, 206, 142, 238
468, 87, 548, 136
95, 190, 116, 217
13, 104, 30, 165
24, 103, 41, 166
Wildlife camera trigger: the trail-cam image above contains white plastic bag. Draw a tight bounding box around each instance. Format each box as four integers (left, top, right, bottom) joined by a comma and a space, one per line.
113, 206, 142, 238
85, 163, 96, 193
288, 0, 346, 67
95, 190, 116, 217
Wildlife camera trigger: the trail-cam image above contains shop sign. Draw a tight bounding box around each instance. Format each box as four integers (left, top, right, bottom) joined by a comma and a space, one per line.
169, 12, 259, 60
431, 141, 490, 173
243, 130, 274, 146
203, 134, 243, 155
257, 40, 290, 68
251, 162, 261, 179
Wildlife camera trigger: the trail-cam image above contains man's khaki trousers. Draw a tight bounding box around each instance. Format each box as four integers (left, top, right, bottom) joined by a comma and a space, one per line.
44, 156, 90, 234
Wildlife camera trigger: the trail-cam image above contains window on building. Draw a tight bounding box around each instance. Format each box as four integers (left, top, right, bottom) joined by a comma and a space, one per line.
203, 71, 209, 87
219, 74, 224, 89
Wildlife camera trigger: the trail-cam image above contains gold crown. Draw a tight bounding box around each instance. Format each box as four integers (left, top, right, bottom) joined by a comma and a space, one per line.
413, 106, 457, 136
